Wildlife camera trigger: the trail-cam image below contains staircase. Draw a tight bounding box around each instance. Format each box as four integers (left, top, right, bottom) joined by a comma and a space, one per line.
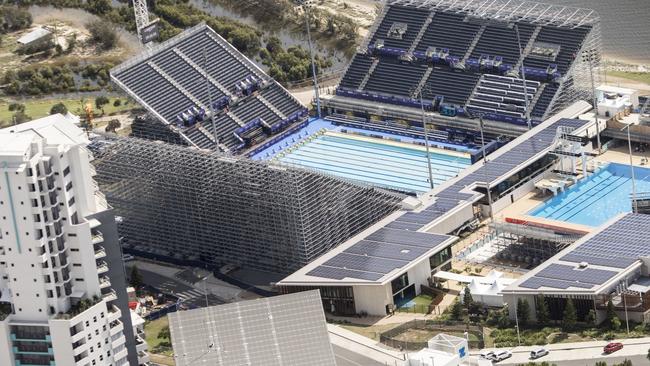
529, 83, 547, 113
197, 124, 218, 145
147, 61, 206, 110
173, 48, 233, 98
412, 66, 433, 98
227, 111, 245, 126
461, 24, 487, 64
513, 25, 542, 73
409, 11, 436, 53
358, 59, 380, 91
257, 95, 286, 119
360, 5, 387, 51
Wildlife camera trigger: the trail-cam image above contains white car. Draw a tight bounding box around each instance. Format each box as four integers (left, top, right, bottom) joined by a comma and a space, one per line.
493, 350, 512, 362
530, 347, 549, 359
479, 350, 495, 360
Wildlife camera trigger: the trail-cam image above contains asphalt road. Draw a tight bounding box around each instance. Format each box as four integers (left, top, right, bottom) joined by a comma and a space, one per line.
333, 344, 390, 366
128, 264, 224, 308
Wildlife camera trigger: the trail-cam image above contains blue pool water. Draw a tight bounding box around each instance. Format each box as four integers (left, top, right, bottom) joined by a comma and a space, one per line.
277, 134, 471, 193
529, 163, 650, 227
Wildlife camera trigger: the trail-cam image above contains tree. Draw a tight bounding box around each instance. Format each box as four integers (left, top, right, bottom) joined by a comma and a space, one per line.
497, 305, 511, 328
158, 325, 170, 340
563, 298, 577, 331
450, 298, 463, 320
647, 347, 650, 363
50, 102, 68, 115
129, 265, 143, 289
606, 299, 619, 329
517, 298, 530, 327
95, 96, 110, 115
611, 316, 621, 331
113, 99, 121, 107
612, 360, 632, 366
536, 295, 550, 325
463, 286, 473, 308
12, 111, 30, 124
85, 0, 111, 15
105, 119, 121, 133
8, 103, 25, 113
595, 362, 607, 366
87, 20, 118, 50
585, 309, 597, 327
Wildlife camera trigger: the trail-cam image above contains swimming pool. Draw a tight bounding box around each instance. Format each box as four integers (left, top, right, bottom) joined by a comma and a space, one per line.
276, 133, 471, 193
529, 163, 650, 227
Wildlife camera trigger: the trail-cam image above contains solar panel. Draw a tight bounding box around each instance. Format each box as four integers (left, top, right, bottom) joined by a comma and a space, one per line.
535, 263, 616, 285
306, 266, 384, 281
344, 240, 428, 261
324, 252, 406, 274
168, 291, 336, 366
519, 277, 595, 290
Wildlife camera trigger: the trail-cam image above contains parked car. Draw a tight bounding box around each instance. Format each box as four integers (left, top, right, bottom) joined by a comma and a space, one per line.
479, 350, 495, 360
604, 342, 623, 354
530, 347, 549, 359
493, 350, 512, 362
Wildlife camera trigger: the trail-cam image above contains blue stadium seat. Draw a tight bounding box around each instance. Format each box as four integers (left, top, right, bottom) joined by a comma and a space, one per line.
471, 24, 536, 65
370, 5, 431, 49
363, 58, 428, 97
414, 12, 481, 58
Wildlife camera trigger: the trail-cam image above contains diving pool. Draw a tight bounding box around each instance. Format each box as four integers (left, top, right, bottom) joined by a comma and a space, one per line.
276, 133, 471, 193
529, 163, 650, 227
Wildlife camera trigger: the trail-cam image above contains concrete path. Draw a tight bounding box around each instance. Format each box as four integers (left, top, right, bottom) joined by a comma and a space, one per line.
328, 324, 407, 366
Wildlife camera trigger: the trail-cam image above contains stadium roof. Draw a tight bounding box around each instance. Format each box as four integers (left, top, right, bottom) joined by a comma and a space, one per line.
506, 213, 650, 294
280, 101, 593, 287
168, 291, 336, 366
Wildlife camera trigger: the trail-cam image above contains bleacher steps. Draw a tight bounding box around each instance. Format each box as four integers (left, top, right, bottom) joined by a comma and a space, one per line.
147, 61, 207, 111
173, 48, 233, 98
529, 83, 547, 114
227, 111, 245, 126
409, 11, 435, 53
197, 124, 218, 145
205, 32, 264, 80
257, 95, 286, 119
513, 25, 542, 73
358, 58, 380, 91
360, 5, 387, 51
412, 66, 433, 98
461, 24, 487, 64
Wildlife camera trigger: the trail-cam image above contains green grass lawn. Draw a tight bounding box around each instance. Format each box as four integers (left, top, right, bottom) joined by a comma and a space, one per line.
339, 323, 400, 341
0, 96, 135, 127
396, 294, 433, 314
608, 71, 650, 85
144, 316, 173, 356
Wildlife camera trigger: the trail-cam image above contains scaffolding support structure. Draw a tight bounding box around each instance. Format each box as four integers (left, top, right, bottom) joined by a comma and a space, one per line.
92, 137, 403, 275
488, 221, 582, 265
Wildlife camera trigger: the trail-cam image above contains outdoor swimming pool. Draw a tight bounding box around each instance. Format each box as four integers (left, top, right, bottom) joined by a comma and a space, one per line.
276, 133, 471, 193
529, 163, 650, 227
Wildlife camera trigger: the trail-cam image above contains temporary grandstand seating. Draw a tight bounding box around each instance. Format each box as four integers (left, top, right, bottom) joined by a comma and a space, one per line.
470, 23, 536, 65
523, 26, 590, 74
467, 74, 539, 117
370, 5, 431, 49
363, 59, 428, 97
339, 55, 374, 90
414, 12, 482, 58
531, 83, 559, 118
421, 68, 481, 105
111, 23, 306, 153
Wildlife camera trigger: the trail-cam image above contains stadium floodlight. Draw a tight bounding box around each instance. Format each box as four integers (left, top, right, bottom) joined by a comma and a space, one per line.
468, 110, 494, 222
620, 121, 638, 213
412, 83, 435, 190
583, 48, 602, 154
514, 24, 532, 131
295, 0, 322, 118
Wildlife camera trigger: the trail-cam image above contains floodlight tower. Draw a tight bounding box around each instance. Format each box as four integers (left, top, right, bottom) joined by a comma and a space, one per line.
133, 0, 152, 48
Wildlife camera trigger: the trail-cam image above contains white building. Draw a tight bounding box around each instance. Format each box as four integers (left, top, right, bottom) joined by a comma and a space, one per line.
0, 115, 136, 366
596, 85, 639, 119
407, 333, 488, 366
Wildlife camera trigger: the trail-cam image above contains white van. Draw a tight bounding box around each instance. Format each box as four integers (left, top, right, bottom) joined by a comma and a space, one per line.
530, 347, 549, 359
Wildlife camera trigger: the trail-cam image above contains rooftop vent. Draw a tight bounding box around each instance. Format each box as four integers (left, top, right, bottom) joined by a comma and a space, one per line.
578, 262, 589, 269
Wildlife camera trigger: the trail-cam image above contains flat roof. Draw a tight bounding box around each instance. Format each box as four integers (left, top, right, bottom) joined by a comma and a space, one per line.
0, 134, 33, 157
1, 114, 87, 147
168, 290, 336, 366
506, 213, 650, 294
280, 102, 593, 287
17, 27, 51, 44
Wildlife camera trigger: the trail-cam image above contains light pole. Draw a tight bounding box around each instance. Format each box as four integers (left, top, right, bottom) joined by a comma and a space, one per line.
203, 46, 220, 149
585, 49, 602, 154
301, 1, 322, 118
203, 277, 210, 308
512, 294, 521, 346
418, 88, 435, 190
621, 122, 638, 213
514, 24, 531, 130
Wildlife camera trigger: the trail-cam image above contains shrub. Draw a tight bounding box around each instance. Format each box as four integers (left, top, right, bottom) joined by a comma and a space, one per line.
86, 20, 118, 50
50, 102, 68, 115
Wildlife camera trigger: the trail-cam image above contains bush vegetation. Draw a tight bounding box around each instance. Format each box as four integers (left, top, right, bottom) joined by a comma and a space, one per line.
2, 62, 113, 96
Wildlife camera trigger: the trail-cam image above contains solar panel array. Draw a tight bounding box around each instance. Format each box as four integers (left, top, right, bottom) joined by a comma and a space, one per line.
168, 290, 336, 366
111, 23, 306, 151
306, 227, 452, 281
520, 213, 650, 290
388, 118, 590, 231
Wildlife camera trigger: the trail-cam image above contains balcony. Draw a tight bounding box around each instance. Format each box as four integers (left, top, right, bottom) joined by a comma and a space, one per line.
135, 334, 148, 353
91, 233, 104, 244
15, 361, 56, 366
138, 350, 150, 364
94, 246, 106, 260
98, 276, 111, 289
12, 345, 53, 355
108, 305, 121, 323
103, 290, 117, 302
113, 348, 129, 363
96, 261, 109, 274
109, 320, 124, 336
10, 334, 51, 342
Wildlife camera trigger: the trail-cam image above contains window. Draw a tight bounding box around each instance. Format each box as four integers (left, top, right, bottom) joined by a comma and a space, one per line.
75, 278, 85, 282
68, 197, 75, 206
28, 183, 36, 192
429, 245, 452, 270
63, 166, 70, 176
65, 182, 73, 191
391, 273, 409, 294
34, 214, 41, 222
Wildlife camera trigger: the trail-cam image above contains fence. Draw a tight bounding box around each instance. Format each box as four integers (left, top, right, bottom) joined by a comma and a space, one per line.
380, 319, 484, 351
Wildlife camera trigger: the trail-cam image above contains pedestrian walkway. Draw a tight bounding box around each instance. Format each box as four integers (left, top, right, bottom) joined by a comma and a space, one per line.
328, 324, 406, 366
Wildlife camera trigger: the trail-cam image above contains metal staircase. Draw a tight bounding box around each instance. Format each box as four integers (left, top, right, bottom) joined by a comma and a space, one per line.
461, 24, 486, 64
409, 11, 435, 53
227, 111, 245, 126
412, 66, 433, 98
147, 61, 206, 110
529, 83, 547, 113
358, 58, 380, 91
257, 95, 286, 119
173, 48, 233, 98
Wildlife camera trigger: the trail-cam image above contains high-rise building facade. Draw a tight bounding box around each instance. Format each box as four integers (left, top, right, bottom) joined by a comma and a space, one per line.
0, 115, 139, 366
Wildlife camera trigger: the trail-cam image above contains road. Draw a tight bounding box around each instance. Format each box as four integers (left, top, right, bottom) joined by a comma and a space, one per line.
489, 336, 650, 366
333, 344, 389, 366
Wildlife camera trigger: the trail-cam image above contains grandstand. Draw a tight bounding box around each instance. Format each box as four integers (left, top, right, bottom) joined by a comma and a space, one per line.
325, 0, 601, 133
111, 23, 307, 153
92, 137, 403, 275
